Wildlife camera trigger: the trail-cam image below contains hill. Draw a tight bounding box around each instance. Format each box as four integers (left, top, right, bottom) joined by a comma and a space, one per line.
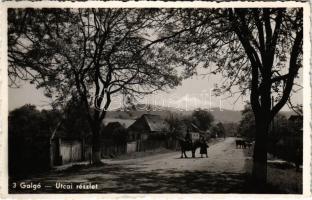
106, 104, 242, 123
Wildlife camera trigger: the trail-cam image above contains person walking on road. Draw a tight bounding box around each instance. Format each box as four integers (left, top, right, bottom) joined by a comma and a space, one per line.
200, 136, 209, 158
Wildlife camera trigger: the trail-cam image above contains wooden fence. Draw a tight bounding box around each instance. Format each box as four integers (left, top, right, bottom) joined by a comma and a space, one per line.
137, 139, 167, 152
100, 139, 127, 157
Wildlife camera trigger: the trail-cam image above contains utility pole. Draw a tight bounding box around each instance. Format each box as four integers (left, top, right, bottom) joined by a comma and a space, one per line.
271, 96, 274, 134
271, 96, 276, 158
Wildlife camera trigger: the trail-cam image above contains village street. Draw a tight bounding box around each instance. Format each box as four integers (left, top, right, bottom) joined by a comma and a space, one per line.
104, 137, 247, 174
11, 137, 252, 193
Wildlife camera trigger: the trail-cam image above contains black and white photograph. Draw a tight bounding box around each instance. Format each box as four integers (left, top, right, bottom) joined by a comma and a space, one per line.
4, 3, 309, 194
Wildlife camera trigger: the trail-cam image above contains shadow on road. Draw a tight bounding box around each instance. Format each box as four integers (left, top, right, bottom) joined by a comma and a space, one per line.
10, 163, 250, 193
10, 138, 301, 194
174, 157, 204, 160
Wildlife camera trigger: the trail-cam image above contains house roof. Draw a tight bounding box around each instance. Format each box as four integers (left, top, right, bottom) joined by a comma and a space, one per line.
190, 123, 201, 132
103, 118, 135, 128
105, 122, 125, 130
185, 122, 210, 134
101, 121, 128, 141
143, 114, 170, 132
103, 122, 126, 136
128, 114, 169, 132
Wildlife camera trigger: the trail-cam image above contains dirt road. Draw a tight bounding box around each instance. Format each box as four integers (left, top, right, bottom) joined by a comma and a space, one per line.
106, 137, 247, 173
11, 137, 251, 193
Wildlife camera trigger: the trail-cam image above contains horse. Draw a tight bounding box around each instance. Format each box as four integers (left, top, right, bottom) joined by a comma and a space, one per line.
178, 138, 201, 158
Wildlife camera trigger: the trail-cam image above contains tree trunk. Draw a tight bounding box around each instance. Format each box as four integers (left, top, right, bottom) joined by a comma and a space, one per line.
252, 117, 269, 192
91, 124, 102, 164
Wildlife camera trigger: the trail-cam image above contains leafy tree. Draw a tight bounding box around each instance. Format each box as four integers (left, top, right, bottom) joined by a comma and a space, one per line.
57, 96, 92, 139
9, 104, 62, 137
9, 104, 42, 138
8, 103, 94, 175
165, 113, 186, 149
216, 122, 226, 138
165, 112, 182, 133
209, 125, 219, 138
239, 104, 301, 163
162, 8, 303, 187
238, 104, 291, 140
9, 103, 89, 138
8, 8, 183, 163
9, 105, 39, 176
209, 122, 225, 138
237, 105, 256, 140
192, 109, 214, 131
222, 122, 239, 137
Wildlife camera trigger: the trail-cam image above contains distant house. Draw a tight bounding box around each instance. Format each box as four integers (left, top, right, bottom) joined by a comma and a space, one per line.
170, 119, 210, 140
128, 114, 170, 137
179, 120, 210, 141
103, 118, 135, 129
128, 114, 170, 151
189, 123, 212, 140
102, 122, 127, 140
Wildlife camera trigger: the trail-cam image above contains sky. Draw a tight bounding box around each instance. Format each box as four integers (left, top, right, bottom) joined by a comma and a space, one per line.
8, 71, 302, 112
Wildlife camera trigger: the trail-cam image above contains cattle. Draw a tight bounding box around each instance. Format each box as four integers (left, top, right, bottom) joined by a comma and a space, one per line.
235, 140, 239, 148
235, 139, 251, 149
236, 140, 244, 148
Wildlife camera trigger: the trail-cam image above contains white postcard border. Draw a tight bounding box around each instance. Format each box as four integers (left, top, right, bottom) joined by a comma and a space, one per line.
0, 1, 310, 198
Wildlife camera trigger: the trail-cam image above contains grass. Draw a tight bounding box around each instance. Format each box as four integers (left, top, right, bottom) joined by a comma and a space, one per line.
243, 147, 302, 194
266, 163, 302, 193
